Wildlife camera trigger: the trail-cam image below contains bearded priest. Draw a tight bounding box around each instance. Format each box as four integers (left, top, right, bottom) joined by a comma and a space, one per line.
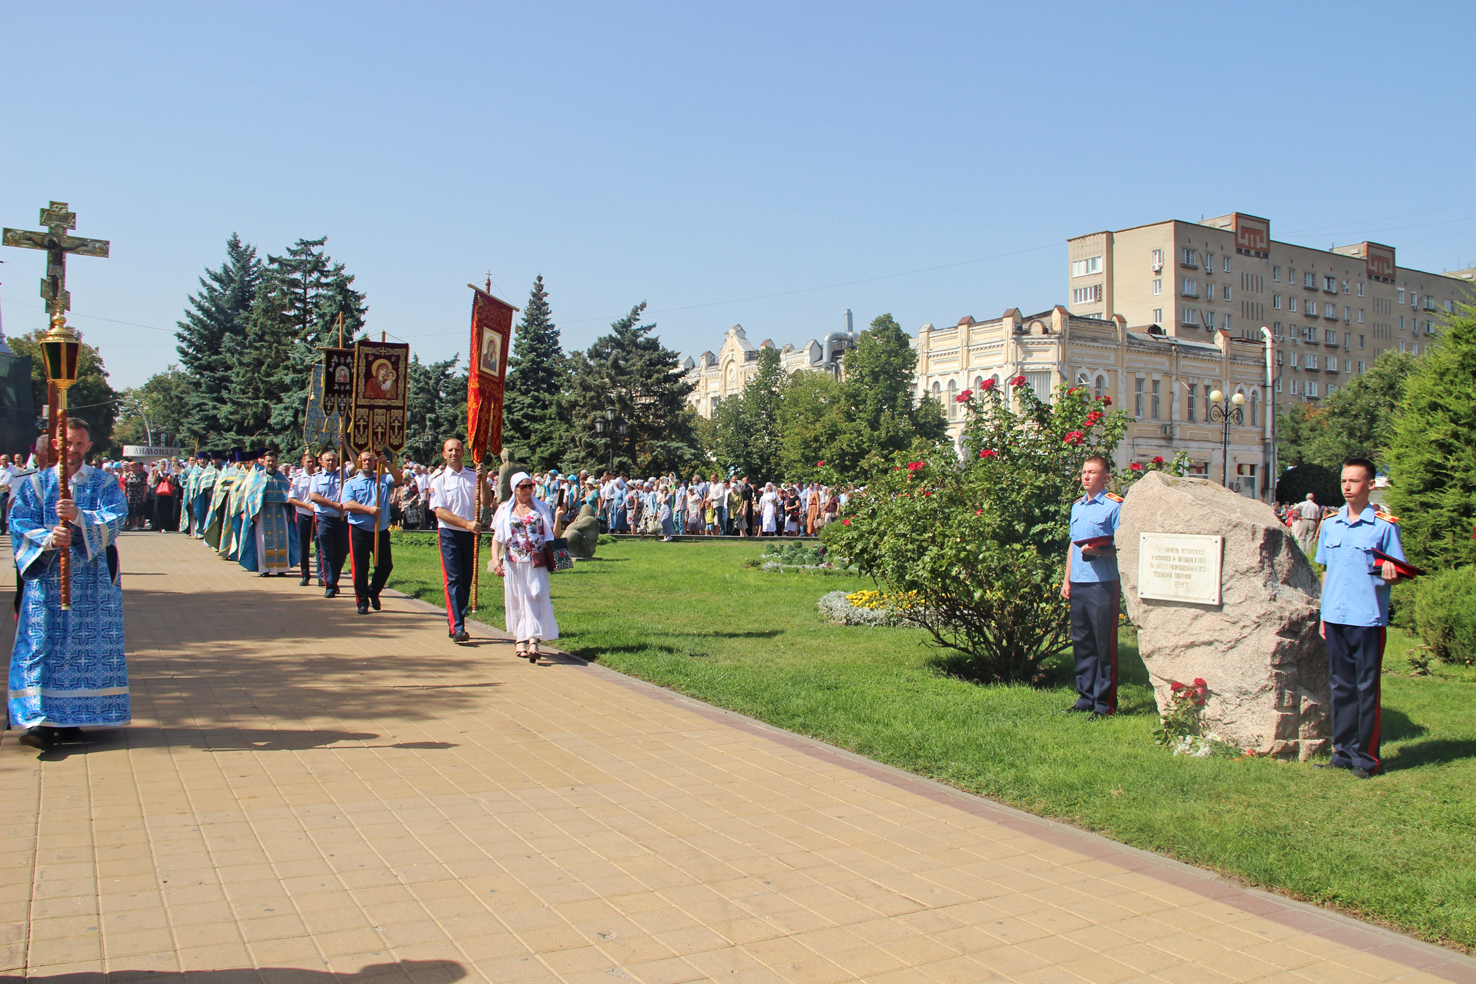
8, 417, 129, 750
239, 448, 298, 576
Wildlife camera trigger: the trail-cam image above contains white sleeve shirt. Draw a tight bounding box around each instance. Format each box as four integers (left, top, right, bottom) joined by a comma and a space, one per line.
429, 465, 478, 522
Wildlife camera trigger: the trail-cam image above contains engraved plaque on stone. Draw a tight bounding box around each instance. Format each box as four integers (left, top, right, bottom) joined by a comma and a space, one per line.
1138, 533, 1223, 606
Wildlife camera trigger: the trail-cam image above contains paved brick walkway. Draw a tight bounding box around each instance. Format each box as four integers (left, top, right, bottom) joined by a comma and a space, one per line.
3, 532, 1473, 984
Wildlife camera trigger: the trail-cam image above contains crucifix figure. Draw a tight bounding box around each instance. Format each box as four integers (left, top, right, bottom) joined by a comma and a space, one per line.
3, 201, 110, 317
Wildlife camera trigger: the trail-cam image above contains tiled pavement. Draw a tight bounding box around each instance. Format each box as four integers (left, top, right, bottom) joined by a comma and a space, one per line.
2, 532, 1473, 984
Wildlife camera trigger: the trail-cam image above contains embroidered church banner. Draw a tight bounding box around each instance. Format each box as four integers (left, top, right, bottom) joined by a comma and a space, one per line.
466, 285, 516, 463
348, 340, 409, 454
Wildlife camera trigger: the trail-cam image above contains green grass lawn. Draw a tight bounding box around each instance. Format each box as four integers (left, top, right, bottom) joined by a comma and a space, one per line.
388, 534, 1476, 951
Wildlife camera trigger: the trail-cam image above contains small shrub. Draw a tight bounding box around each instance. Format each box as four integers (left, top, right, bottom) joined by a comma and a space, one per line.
597, 534, 616, 545
1411, 564, 1476, 665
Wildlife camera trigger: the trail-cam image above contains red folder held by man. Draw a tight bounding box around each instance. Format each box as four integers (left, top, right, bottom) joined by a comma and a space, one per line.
1370, 549, 1424, 579
1073, 535, 1116, 550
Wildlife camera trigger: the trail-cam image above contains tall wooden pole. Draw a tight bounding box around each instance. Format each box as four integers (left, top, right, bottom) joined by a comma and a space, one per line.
471, 466, 481, 613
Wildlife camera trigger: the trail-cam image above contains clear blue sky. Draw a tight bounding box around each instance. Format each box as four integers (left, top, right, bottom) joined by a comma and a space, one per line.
4, 1, 1475, 390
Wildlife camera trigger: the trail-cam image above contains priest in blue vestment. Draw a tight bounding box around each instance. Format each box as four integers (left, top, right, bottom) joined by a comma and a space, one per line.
239, 449, 298, 576
8, 418, 128, 750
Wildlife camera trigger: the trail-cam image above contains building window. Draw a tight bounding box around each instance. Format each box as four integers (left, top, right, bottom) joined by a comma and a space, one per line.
1152, 249, 1164, 268
1358, 282, 1365, 297
1359, 335, 1365, 349
931, 381, 942, 403
1324, 276, 1336, 292
1272, 265, 1281, 281
1306, 381, 1318, 398
1289, 297, 1299, 313
1304, 272, 1316, 288
1072, 284, 1102, 305
1343, 306, 1351, 321
974, 376, 985, 392
1291, 379, 1299, 395
1134, 377, 1144, 417
1223, 314, 1232, 330
1205, 253, 1214, 273
1186, 383, 1197, 422
1358, 308, 1364, 323
1152, 308, 1163, 324
947, 379, 958, 419
1224, 286, 1232, 301
1206, 283, 1215, 300
1094, 374, 1106, 400
1224, 256, 1231, 273
1152, 278, 1162, 295
1398, 288, 1405, 304
1025, 371, 1052, 403
1071, 256, 1103, 277
1399, 315, 1405, 331
1307, 354, 1319, 370
1325, 303, 1337, 318
1275, 377, 1282, 393
1181, 278, 1198, 297
1273, 294, 1281, 310
1358, 360, 1366, 373
1273, 321, 1284, 340
1182, 308, 1197, 326
1250, 393, 1259, 426
1325, 329, 1337, 344
1151, 379, 1161, 420
1182, 248, 1198, 267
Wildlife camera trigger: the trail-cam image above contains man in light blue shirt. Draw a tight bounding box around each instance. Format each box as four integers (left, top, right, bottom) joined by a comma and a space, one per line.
308, 451, 349, 598
1314, 457, 1407, 778
1061, 455, 1123, 718
343, 448, 403, 615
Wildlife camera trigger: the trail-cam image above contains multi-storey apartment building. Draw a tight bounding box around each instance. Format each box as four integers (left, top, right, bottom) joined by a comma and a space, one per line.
1065, 212, 1472, 406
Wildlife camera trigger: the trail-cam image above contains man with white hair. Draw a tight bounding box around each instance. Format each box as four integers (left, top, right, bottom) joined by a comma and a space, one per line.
1292, 493, 1322, 555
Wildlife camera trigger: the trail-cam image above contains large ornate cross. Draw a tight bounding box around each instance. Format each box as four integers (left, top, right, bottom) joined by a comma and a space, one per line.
2, 201, 110, 317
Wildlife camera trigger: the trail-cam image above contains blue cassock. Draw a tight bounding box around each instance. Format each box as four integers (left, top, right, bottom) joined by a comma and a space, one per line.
238, 469, 299, 573
8, 464, 129, 729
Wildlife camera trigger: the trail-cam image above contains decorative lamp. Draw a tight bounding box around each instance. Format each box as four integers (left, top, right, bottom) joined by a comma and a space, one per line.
40, 312, 83, 611
1209, 389, 1224, 403
1231, 392, 1247, 407
595, 418, 606, 435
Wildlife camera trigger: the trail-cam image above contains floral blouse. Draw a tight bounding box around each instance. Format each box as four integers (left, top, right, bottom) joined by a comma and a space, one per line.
505, 509, 548, 564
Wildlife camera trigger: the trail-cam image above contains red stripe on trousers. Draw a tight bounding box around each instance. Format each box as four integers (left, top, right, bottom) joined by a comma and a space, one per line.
1107, 581, 1120, 714
438, 536, 456, 633
1369, 627, 1385, 769
346, 526, 359, 601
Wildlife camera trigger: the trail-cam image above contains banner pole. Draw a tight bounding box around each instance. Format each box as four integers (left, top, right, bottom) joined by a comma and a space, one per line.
471, 461, 481, 613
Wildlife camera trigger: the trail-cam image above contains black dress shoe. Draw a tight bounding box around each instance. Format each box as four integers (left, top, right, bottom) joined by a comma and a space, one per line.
453, 630, 470, 643
1314, 762, 1350, 770
299, 577, 310, 586
1087, 711, 1106, 721
1351, 767, 1375, 779
55, 727, 86, 743
19, 727, 56, 749
369, 593, 381, 612
357, 602, 369, 615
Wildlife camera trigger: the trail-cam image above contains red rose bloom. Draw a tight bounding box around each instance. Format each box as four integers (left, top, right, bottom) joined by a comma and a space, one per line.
1011, 375, 1027, 387
979, 449, 998, 459
842, 518, 850, 526
1102, 396, 1112, 406
817, 461, 824, 466
1085, 410, 1102, 425
1063, 431, 1084, 446
957, 389, 972, 402
981, 378, 996, 391
1152, 456, 1165, 465
1131, 462, 1143, 471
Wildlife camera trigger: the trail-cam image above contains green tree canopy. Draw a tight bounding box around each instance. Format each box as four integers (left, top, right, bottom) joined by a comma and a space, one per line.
404, 354, 467, 465
1385, 309, 1476, 569
503, 276, 568, 471
563, 303, 704, 476
1276, 353, 1417, 472
174, 233, 261, 443
710, 346, 785, 481
115, 366, 192, 449
10, 329, 119, 454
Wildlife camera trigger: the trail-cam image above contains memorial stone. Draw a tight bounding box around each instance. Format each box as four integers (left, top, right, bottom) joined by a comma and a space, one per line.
1118, 472, 1329, 759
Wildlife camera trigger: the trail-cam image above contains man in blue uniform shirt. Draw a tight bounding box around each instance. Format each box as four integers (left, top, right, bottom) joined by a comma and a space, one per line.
1315, 457, 1406, 778
308, 450, 350, 598
1061, 455, 1123, 719
343, 449, 403, 615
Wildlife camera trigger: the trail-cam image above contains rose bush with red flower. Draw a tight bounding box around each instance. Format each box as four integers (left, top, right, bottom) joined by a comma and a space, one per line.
981, 378, 996, 391
825, 374, 1129, 683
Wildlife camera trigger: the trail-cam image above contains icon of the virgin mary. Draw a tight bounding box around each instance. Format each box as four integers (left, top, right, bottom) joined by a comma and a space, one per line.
363, 358, 398, 400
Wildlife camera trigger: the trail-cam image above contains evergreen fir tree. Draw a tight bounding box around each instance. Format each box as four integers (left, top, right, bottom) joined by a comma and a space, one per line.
220, 283, 298, 445
503, 276, 569, 470
174, 234, 261, 443
1385, 309, 1476, 569
564, 303, 703, 475
405, 354, 468, 464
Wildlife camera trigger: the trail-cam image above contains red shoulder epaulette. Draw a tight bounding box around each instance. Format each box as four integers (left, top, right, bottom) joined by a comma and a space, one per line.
1375, 510, 1398, 524
1104, 492, 1124, 502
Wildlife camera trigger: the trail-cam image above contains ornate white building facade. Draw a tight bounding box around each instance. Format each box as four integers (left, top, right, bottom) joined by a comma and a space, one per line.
682, 314, 858, 418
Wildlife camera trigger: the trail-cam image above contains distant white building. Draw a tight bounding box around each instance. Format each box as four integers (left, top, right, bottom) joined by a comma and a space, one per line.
682, 311, 859, 418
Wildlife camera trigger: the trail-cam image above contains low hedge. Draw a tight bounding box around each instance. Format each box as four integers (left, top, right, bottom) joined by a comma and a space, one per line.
1410, 564, 1476, 665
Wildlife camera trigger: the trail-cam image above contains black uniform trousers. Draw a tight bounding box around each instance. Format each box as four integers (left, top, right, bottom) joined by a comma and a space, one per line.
315, 515, 349, 589
1069, 580, 1119, 715
348, 526, 393, 605
1325, 622, 1385, 773
438, 528, 475, 635
296, 513, 318, 582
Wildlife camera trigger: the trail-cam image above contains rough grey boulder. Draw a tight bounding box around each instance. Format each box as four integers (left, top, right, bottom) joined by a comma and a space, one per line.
1118, 472, 1328, 760
563, 504, 601, 561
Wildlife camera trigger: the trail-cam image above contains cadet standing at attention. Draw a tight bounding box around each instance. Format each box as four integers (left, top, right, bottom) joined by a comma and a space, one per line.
1315, 457, 1407, 778
1061, 454, 1122, 720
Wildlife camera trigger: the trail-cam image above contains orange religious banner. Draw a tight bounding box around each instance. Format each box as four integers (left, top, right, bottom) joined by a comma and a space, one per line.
466, 284, 517, 463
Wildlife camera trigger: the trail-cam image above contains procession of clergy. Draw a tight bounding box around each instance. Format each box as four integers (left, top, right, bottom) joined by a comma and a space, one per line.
6, 430, 417, 751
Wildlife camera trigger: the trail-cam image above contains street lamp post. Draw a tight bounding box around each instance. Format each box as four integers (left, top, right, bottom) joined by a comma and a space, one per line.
595, 407, 625, 475
1207, 388, 1246, 490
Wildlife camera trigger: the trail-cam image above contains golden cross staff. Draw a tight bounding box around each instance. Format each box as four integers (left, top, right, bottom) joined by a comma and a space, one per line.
3, 202, 110, 611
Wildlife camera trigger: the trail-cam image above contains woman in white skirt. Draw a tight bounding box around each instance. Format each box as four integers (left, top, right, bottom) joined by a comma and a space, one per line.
491, 471, 559, 662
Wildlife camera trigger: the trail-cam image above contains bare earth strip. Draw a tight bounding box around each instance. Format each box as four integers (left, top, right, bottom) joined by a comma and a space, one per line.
2, 532, 1472, 984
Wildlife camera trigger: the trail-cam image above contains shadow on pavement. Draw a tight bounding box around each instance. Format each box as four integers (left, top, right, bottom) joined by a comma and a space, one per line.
0, 958, 466, 984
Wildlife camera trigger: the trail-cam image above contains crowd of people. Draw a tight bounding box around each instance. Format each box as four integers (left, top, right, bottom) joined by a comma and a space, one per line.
581, 472, 853, 540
